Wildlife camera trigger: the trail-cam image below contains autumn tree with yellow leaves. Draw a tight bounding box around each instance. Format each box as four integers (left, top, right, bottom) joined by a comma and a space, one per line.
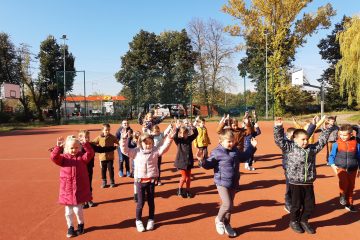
222, 0, 336, 115
336, 16, 360, 107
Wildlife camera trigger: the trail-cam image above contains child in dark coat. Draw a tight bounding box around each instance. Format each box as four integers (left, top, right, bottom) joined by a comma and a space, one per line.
198, 129, 257, 237
174, 119, 198, 198
274, 117, 333, 235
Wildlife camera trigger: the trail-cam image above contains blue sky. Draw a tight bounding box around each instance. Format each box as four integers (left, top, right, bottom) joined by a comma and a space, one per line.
1, 0, 359, 96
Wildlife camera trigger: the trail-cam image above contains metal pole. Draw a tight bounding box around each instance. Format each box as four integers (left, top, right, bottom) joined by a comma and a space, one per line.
61, 35, 67, 120
321, 83, 324, 118
243, 74, 246, 107
265, 30, 268, 119
83, 71, 86, 122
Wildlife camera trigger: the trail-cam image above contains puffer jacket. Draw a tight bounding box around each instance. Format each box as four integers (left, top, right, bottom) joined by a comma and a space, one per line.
201, 144, 254, 189
274, 125, 332, 184
92, 134, 118, 161
120, 137, 172, 180
243, 127, 261, 151
50, 143, 95, 205
328, 137, 360, 171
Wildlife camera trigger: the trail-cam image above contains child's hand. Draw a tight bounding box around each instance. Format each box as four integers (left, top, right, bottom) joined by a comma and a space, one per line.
274, 117, 283, 126
121, 128, 128, 139
195, 116, 200, 122
254, 123, 259, 128
250, 137, 257, 147
57, 137, 64, 147
79, 135, 87, 144
175, 119, 181, 128
252, 110, 256, 116
196, 148, 204, 160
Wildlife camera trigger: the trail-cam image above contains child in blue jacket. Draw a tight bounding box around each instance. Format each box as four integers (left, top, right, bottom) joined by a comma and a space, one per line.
198, 129, 257, 237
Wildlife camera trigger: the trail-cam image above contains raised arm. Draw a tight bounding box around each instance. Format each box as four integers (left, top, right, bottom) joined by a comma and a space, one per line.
188, 126, 199, 142
80, 142, 95, 163
120, 130, 137, 160
50, 137, 64, 166
313, 126, 333, 153
158, 136, 173, 156
274, 118, 292, 152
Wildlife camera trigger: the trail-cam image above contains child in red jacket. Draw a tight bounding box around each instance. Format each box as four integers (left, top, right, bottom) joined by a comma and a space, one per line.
50, 135, 95, 238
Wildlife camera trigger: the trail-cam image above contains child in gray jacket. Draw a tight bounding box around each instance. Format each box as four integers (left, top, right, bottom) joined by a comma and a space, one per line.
274, 117, 333, 235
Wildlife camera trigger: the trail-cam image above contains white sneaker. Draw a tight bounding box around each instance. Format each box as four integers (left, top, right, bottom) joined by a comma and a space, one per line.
215, 217, 225, 235
224, 223, 237, 237
135, 220, 145, 232
146, 219, 154, 231
249, 166, 255, 171
244, 163, 250, 170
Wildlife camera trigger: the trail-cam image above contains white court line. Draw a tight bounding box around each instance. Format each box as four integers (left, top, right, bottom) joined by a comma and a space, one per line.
0, 157, 48, 161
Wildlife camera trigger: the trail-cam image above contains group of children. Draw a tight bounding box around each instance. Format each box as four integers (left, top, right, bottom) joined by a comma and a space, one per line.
50, 111, 360, 238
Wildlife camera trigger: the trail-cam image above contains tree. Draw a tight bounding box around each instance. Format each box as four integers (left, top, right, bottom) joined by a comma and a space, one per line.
188, 18, 235, 117
36, 35, 76, 120
318, 16, 350, 110
222, 0, 336, 115
115, 29, 196, 111
336, 16, 360, 106
0, 32, 21, 85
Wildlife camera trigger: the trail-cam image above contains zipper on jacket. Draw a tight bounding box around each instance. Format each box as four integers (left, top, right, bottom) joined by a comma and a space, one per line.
302, 148, 308, 182
345, 141, 348, 172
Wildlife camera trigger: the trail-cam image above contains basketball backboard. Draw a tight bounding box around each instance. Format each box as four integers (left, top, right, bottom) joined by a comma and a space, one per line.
291, 70, 304, 86
0, 83, 20, 99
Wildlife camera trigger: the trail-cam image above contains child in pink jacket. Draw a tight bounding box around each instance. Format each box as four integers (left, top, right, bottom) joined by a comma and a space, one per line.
50, 135, 95, 238
120, 127, 174, 232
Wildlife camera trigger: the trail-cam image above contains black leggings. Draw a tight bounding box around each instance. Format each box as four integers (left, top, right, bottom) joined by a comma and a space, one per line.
135, 182, 155, 220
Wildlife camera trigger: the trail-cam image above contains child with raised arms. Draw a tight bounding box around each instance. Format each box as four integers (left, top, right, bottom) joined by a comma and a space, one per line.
274, 117, 333, 234
173, 119, 198, 198
50, 135, 95, 238
120, 126, 175, 232
198, 129, 257, 237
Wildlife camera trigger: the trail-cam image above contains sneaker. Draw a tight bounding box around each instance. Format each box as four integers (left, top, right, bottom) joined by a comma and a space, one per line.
249, 166, 256, 171
215, 218, 225, 235
339, 194, 347, 206
66, 226, 77, 238
244, 163, 250, 170
345, 205, 357, 212
224, 224, 237, 237
118, 171, 124, 177
126, 171, 131, 177
186, 191, 194, 198
135, 220, 145, 232
284, 205, 290, 213
110, 183, 115, 188
157, 180, 162, 186
299, 221, 315, 234
134, 193, 138, 203
77, 223, 85, 235
177, 188, 186, 198
101, 180, 107, 188
88, 201, 95, 207
289, 221, 304, 234
83, 202, 89, 209
146, 219, 155, 231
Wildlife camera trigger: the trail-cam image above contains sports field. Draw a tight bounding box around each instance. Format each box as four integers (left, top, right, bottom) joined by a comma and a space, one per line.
0, 121, 359, 240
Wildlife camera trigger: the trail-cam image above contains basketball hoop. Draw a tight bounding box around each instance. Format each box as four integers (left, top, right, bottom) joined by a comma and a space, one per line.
0, 83, 21, 100
291, 69, 304, 86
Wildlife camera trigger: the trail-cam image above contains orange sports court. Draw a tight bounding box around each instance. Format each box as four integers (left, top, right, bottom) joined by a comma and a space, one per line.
0, 121, 359, 240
